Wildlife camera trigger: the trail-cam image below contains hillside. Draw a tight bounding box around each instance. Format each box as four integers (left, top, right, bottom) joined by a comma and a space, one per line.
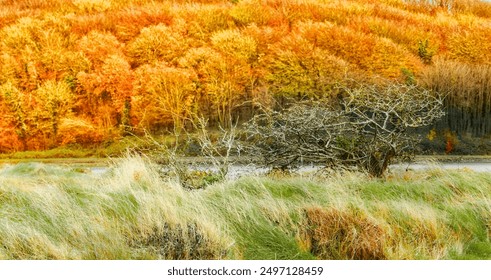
0, 0, 490, 152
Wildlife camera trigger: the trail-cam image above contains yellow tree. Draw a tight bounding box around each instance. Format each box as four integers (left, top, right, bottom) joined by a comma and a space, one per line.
1, 16, 89, 86
179, 45, 250, 128
179, 29, 258, 127
126, 23, 188, 67
0, 81, 30, 150
76, 30, 124, 68
0, 17, 44, 92
447, 26, 491, 65
33, 80, 74, 146
133, 63, 197, 135
265, 34, 349, 104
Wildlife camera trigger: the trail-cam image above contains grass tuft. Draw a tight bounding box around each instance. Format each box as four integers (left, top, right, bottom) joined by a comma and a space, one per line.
300, 206, 387, 260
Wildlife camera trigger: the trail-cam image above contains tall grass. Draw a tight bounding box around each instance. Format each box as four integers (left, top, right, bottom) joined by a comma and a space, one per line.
0, 154, 490, 259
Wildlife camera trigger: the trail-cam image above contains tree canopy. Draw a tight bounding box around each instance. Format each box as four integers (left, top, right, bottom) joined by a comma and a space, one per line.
0, 0, 490, 151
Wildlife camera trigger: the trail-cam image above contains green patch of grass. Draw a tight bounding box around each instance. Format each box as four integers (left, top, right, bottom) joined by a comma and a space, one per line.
0, 136, 159, 161
1, 147, 95, 160
463, 241, 491, 259
445, 204, 490, 241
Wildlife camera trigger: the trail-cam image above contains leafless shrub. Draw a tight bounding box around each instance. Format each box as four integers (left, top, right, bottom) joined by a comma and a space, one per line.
139, 130, 197, 189
245, 82, 444, 177
138, 116, 242, 189
193, 117, 242, 181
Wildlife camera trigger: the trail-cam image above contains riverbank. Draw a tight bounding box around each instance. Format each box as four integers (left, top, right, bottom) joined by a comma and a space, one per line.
2, 154, 491, 167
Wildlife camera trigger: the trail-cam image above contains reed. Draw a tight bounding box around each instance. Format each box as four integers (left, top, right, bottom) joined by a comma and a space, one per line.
421, 58, 491, 136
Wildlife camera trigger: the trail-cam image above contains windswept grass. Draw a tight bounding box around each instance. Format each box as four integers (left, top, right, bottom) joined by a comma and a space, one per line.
0, 155, 490, 259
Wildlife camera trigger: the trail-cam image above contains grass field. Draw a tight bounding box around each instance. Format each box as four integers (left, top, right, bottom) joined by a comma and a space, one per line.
0, 154, 490, 260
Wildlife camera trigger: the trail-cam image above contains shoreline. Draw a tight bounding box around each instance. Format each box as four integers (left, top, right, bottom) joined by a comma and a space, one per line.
1, 154, 491, 167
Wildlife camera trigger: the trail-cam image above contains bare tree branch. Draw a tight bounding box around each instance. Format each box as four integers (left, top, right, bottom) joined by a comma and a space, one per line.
245, 82, 444, 176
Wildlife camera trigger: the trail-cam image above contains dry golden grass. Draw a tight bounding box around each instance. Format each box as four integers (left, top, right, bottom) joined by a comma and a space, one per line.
300, 206, 387, 260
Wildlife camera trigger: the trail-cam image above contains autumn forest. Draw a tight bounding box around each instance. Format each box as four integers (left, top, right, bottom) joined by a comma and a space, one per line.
1, 0, 490, 153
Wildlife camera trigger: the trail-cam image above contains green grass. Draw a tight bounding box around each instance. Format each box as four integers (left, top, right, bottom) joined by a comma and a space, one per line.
0, 135, 169, 161
0, 155, 490, 259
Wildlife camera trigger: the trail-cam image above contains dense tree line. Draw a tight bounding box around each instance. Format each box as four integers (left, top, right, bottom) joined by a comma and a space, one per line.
0, 0, 490, 152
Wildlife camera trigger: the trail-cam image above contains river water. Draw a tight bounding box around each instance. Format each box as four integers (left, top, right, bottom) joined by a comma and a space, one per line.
90, 160, 491, 178
391, 161, 491, 172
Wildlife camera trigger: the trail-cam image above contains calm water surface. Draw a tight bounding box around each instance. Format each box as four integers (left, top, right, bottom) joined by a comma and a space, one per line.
90, 161, 491, 178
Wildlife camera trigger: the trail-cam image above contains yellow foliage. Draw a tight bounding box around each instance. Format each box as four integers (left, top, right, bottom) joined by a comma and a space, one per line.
57, 117, 105, 145
178, 44, 251, 127
448, 27, 491, 64
229, 0, 276, 26
0, 54, 22, 86
175, 3, 233, 40
126, 23, 187, 66
35, 80, 73, 118
211, 29, 258, 63
77, 30, 123, 66
133, 63, 197, 132
367, 37, 423, 78
266, 34, 349, 99
363, 16, 440, 57
73, 0, 112, 12
427, 128, 437, 141
0, 17, 41, 54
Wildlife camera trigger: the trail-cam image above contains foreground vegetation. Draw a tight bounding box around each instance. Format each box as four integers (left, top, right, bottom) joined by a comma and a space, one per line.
0, 154, 490, 260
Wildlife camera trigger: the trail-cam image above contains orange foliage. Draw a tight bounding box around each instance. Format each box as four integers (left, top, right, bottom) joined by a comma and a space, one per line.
0, 109, 23, 152
242, 24, 290, 55
447, 27, 491, 64
297, 21, 422, 78
76, 31, 124, 66
1, 0, 491, 150
69, 4, 173, 41
75, 54, 134, 136
126, 23, 188, 66
109, 4, 174, 42
175, 3, 233, 40
0, 0, 74, 12
57, 118, 105, 145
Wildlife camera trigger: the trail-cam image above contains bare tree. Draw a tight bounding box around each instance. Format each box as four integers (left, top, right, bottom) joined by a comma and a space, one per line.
245, 82, 444, 177
193, 116, 242, 181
